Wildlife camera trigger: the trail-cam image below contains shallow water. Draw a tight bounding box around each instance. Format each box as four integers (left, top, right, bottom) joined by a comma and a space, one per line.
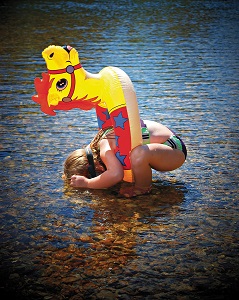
0, 0, 239, 299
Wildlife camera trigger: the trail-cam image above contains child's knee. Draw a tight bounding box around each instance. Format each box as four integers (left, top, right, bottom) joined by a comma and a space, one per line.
130, 146, 148, 167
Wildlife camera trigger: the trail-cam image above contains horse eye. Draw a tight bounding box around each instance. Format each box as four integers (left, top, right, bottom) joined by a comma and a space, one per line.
56, 78, 68, 91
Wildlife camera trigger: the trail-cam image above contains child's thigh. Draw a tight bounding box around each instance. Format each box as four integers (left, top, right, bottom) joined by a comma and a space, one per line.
147, 144, 185, 171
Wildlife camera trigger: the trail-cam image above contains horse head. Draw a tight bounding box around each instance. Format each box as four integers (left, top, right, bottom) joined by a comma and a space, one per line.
32, 45, 101, 115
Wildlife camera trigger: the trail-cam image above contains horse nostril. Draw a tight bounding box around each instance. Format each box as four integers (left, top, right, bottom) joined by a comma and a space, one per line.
62, 97, 72, 103
49, 52, 54, 58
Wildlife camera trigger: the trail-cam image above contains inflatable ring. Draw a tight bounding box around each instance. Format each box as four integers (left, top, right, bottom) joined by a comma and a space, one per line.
32, 45, 142, 182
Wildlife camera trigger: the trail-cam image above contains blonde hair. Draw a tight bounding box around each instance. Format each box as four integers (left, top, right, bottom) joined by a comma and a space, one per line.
63, 148, 89, 180
63, 127, 113, 180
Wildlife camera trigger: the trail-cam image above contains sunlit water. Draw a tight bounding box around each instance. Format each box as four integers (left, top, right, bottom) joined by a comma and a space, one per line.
0, 0, 239, 299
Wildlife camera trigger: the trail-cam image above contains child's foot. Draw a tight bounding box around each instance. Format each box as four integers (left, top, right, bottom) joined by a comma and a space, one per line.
119, 185, 152, 198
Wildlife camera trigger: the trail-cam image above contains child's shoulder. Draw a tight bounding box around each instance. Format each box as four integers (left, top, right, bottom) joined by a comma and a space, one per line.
100, 136, 116, 152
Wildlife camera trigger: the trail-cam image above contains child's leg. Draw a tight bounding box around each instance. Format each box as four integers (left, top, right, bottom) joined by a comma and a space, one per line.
135, 143, 185, 169
120, 144, 185, 197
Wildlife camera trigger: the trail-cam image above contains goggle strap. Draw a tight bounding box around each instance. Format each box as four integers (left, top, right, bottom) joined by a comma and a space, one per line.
85, 145, 96, 178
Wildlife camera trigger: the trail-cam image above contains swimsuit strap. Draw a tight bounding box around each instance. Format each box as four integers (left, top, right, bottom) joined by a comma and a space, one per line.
140, 119, 150, 145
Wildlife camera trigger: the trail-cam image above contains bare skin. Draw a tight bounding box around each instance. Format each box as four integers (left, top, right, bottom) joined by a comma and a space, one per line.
70, 120, 186, 197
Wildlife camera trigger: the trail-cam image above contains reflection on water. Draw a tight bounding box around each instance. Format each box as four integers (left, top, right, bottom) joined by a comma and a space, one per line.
1, 0, 239, 299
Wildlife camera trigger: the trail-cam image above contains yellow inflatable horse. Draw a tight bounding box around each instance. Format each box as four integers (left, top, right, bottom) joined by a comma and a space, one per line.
32, 45, 142, 182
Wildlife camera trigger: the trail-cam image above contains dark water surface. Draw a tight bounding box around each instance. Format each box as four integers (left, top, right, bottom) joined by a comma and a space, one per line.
1, 0, 239, 299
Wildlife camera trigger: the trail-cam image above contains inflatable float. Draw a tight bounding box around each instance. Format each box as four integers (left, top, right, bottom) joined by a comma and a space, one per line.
32, 45, 142, 182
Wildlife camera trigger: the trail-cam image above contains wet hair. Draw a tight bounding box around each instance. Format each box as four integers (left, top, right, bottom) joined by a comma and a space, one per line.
63, 127, 113, 180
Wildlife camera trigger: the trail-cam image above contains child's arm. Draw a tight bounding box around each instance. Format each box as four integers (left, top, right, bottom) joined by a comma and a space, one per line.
70, 140, 124, 189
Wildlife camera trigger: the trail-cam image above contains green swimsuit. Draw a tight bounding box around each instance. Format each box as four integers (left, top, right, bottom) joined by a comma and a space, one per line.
141, 120, 187, 159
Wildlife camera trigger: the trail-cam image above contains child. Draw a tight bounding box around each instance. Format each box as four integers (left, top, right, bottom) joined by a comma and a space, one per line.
63, 120, 187, 197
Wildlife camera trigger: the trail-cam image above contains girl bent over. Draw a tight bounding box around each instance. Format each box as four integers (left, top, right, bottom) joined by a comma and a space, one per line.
63, 120, 187, 198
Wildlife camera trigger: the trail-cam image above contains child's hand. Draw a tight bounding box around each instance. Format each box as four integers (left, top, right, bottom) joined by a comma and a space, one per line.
70, 175, 88, 188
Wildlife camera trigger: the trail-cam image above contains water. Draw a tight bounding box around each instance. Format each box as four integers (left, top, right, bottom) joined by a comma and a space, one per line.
0, 0, 239, 299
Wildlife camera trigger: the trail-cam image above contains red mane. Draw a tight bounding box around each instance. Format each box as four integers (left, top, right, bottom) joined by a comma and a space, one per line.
32, 72, 100, 116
